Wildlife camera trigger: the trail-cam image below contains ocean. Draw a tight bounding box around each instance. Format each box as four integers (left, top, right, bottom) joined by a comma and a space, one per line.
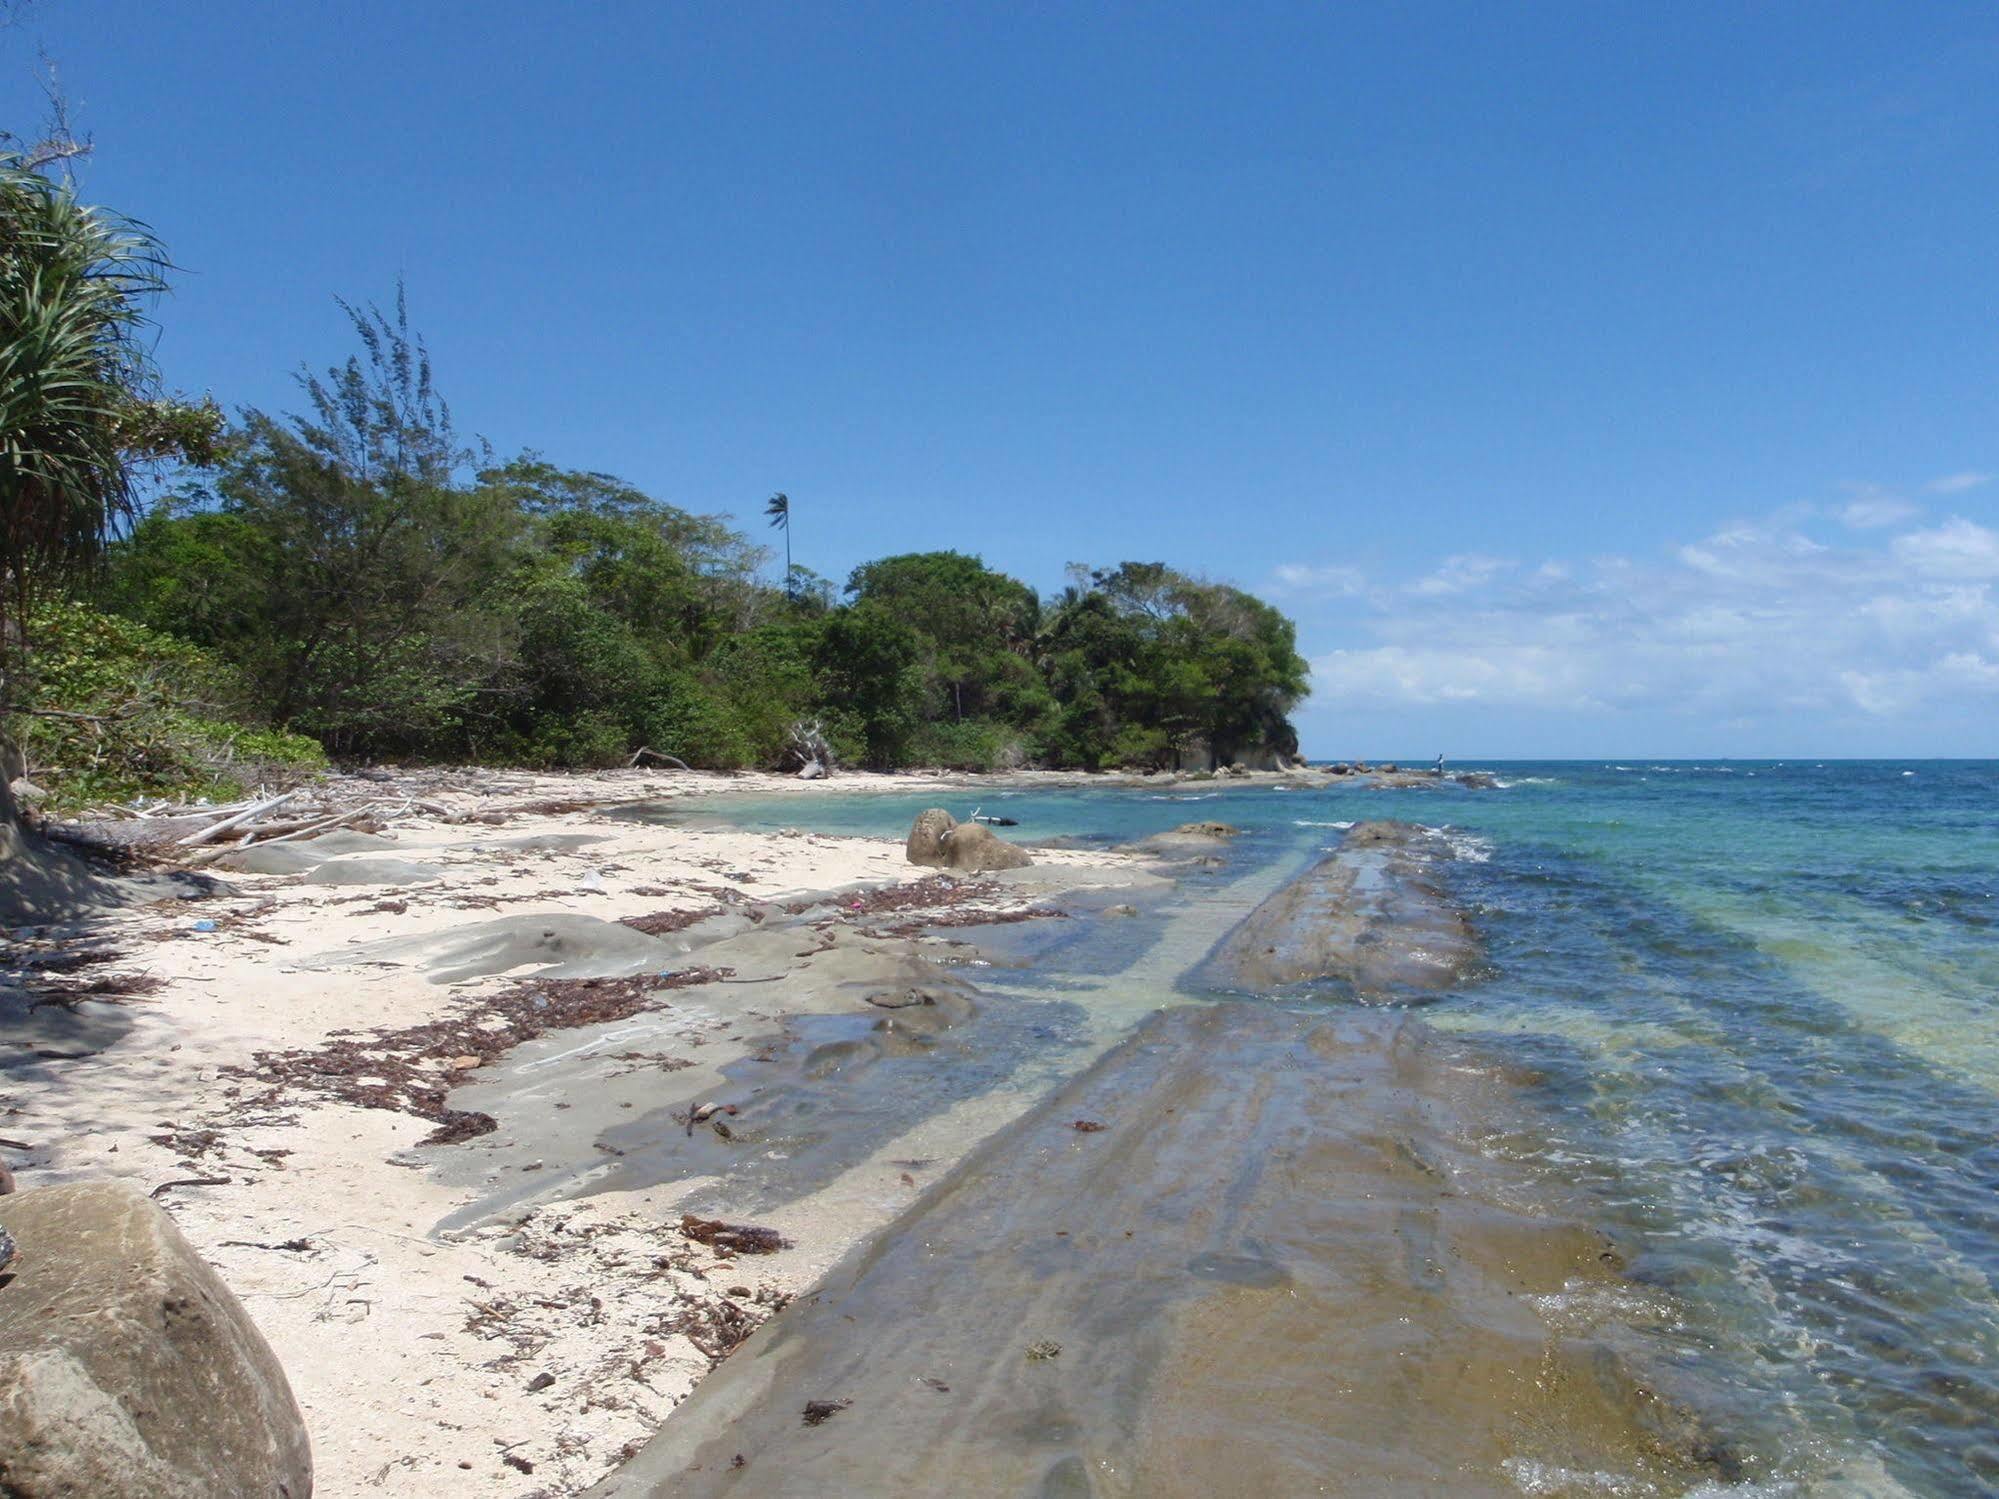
650, 762, 1999, 1496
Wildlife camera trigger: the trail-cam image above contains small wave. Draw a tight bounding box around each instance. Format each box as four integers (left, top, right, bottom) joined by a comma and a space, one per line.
1501, 1457, 1645, 1496
1424, 827, 1493, 863
1291, 819, 1355, 829
1493, 776, 1559, 788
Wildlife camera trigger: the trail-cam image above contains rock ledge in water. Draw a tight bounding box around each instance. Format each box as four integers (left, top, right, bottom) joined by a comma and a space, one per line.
1199, 819, 1478, 995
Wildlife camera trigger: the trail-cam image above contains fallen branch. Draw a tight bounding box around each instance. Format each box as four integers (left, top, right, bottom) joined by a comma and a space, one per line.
255, 809, 372, 846
177, 791, 298, 847
629, 747, 692, 770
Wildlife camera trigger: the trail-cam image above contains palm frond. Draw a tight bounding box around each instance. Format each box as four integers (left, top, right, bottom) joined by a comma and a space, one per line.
0, 154, 173, 614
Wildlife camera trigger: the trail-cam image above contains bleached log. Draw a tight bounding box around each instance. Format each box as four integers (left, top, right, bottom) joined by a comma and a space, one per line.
176, 791, 298, 847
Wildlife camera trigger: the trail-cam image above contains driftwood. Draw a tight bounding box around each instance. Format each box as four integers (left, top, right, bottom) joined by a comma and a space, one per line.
780, 719, 834, 778
177, 791, 298, 847
629, 747, 692, 771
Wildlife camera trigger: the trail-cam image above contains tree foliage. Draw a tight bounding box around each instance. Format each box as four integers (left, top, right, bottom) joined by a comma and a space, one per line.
72, 290, 1310, 784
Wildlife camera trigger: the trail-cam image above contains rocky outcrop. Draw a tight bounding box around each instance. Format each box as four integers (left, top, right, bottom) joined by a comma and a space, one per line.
905, 808, 958, 867
1197, 820, 1479, 995
938, 822, 1032, 873
1122, 821, 1240, 859
0, 1181, 312, 1498
585, 1004, 1723, 1498
905, 811, 1032, 874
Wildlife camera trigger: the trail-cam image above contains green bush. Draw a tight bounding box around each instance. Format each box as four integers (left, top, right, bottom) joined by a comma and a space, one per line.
907, 719, 1031, 772
11, 598, 326, 809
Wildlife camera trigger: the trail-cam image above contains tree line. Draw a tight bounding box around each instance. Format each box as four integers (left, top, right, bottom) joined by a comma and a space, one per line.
2, 155, 1310, 802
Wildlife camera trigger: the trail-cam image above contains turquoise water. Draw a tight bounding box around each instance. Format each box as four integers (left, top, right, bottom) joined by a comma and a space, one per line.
659, 763, 1999, 1496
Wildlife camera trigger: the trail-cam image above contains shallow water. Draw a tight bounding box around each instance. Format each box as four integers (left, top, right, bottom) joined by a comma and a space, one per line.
649, 762, 1999, 1497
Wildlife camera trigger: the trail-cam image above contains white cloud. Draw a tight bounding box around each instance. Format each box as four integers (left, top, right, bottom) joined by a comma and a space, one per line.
1269, 562, 1368, 597
1307, 512, 1999, 723
1891, 517, 1999, 579
1409, 554, 1512, 596
1838, 496, 1920, 529
1927, 471, 1992, 495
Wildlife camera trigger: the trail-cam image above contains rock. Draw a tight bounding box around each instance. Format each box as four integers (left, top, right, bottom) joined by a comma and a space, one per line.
0, 1181, 312, 1498
0, 1224, 14, 1269
1122, 821, 1241, 858
1175, 821, 1238, 840
935, 823, 1032, 874
797, 760, 825, 780
302, 856, 444, 887
1197, 821, 1478, 995
1378, 762, 1398, 773
1228, 762, 1248, 775
9, 778, 47, 806
1101, 904, 1139, 919
906, 809, 958, 868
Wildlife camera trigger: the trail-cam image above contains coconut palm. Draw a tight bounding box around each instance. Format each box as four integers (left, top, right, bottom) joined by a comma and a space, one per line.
765, 490, 792, 592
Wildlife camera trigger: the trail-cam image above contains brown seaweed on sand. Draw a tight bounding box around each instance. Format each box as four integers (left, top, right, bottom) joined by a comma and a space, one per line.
679, 1214, 789, 1256
220, 969, 728, 1146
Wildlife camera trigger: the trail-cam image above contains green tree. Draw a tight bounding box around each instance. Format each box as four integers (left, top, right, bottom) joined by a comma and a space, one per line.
812, 603, 925, 769
844, 551, 1047, 725
194, 288, 517, 754
1036, 563, 1308, 770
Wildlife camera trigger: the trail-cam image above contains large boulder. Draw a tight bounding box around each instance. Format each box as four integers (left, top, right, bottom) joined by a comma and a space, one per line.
937, 822, 1032, 874
905, 808, 958, 867
0, 1181, 313, 1498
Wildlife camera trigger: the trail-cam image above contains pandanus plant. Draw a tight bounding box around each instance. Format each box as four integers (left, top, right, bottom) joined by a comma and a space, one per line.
0, 154, 217, 638
0, 153, 218, 813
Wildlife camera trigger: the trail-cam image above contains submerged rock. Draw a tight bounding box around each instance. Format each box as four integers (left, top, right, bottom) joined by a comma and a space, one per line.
0, 1181, 312, 1498
1122, 821, 1241, 858
587, 1004, 1723, 1498
1198, 819, 1478, 995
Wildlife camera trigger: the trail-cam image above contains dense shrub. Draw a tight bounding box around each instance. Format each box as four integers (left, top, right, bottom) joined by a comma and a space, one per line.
14, 598, 325, 808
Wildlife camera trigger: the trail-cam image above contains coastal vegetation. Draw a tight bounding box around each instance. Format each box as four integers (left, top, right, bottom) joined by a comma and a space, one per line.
2, 162, 1309, 808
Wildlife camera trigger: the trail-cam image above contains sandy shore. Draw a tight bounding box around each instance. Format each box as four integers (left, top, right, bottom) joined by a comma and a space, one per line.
0, 767, 1154, 1496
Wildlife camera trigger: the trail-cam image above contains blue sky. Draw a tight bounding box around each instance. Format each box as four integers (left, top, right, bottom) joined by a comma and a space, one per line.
6, 2, 1996, 757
